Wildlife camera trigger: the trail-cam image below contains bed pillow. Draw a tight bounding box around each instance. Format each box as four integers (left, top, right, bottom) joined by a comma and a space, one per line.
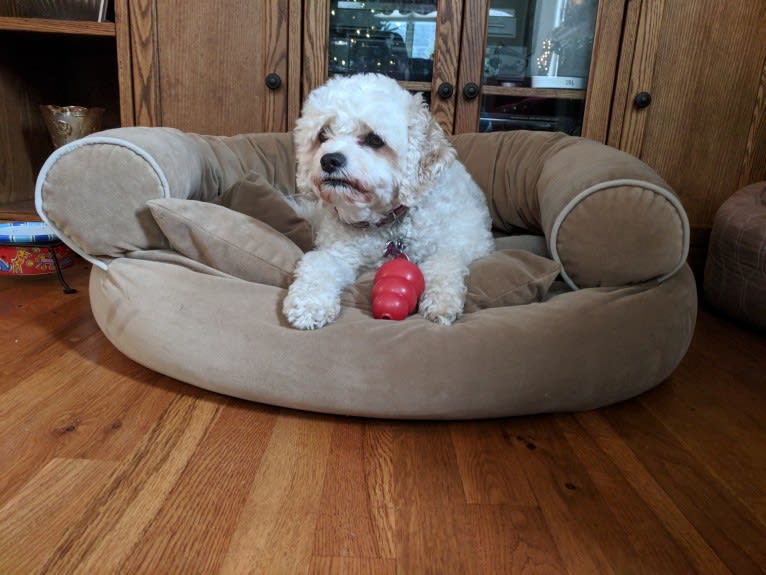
147, 198, 302, 288
463, 249, 561, 311
214, 171, 314, 252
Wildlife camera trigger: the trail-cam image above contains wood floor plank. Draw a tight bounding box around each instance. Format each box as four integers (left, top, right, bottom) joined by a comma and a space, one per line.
0, 309, 102, 392
751, 496, 766, 527
638, 307, 766, 515
0, 280, 93, 347
693, 307, 766, 398
556, 414, 702, 574
465, 504, 567, 574
362, 422, 396, 559
393, 423, 466, 505
0, 262, 90, 331
657, 311, 766, 428
500, 416, 620, 575
0, 341, 177, 506
575, 411, 733, 575
38, 393, 222, 573
450, 420, 537, 505
1, 263, 765, 573
395, 501, 480, 575
0, 335, 115, 504
0, 337, 98, 426
392, 424, 479, 574
313, 420, 386, 560
220, 410, 334, 574
0, 263, 90, 319
307, 556, 396, 575
0, 457, 116, 574
641, 374, 766, 508
0, 324, 105, 413
118, 400, 278, 574
66, 372, 188, 462
603, 401, 766, 574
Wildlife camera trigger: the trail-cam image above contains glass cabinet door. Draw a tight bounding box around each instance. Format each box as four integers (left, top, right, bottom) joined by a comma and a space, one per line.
476, 0, 599, 135
328, 1, 438, 93
323, 0, 603, 136
326, 0, 466, 132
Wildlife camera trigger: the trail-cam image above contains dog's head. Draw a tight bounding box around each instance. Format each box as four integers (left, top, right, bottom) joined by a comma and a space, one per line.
294, 73, 455, 226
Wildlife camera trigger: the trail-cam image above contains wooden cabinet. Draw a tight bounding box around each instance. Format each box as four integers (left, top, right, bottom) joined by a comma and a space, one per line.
305, 0, 624, 140
1, 0, 764, 247
306, 0, 765, 235
452, 0, 626, 141
301, 0, 467, 133
127, 0, 303, 134
608, 0, 766, 232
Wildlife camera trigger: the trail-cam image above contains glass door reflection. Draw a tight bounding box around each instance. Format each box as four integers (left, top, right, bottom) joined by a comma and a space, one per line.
480, 0, 598, 134
328, 1, 438, 91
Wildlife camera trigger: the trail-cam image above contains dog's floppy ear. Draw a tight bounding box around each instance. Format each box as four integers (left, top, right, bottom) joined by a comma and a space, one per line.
399, 93, 456, 206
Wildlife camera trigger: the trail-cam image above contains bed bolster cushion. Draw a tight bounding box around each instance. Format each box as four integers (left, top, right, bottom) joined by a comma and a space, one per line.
452, 131, 689, 290
35, 127, 297, 268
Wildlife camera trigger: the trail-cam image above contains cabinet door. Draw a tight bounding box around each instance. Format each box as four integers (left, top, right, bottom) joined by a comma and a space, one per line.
453, 0, 624, 138
609, 0, 766, 229
307, 0, 464, 133
311, 1, 623, 137
130, 0, 300, 134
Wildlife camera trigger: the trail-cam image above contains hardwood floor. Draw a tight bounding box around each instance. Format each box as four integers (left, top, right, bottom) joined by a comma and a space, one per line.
1, 261, 764, 574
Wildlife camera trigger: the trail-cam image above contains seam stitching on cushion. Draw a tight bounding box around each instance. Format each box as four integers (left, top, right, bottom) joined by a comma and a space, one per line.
548, 178, 690, 290
35, 136, 172, 271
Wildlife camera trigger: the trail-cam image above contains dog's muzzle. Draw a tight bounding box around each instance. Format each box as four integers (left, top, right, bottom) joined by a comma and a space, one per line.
318, 151, 366, 200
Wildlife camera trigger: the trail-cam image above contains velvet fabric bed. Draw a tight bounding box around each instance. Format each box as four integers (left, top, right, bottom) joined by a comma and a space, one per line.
35, 128, 696, 418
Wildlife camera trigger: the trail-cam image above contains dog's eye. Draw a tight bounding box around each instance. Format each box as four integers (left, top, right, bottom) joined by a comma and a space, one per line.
363, 132, 385, 149
318, 128, 329, 143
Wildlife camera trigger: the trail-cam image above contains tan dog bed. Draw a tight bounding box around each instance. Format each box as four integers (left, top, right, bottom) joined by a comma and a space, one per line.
35, 128, 696, 419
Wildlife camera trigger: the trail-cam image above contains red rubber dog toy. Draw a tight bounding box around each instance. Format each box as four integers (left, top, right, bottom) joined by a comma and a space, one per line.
371, 257, 425, 320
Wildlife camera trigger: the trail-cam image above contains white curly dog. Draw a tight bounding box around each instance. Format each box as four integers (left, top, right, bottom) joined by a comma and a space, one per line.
283, 73, 494, 329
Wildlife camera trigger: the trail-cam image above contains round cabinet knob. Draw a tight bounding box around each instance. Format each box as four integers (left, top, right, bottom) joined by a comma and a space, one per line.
462, 82, 480, 100
634, 91, 652, 109
265, 73, 282, 90
437, 82, 454, 99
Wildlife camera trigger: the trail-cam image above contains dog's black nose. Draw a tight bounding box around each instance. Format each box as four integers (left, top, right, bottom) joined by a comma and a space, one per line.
320, 152, 346, 173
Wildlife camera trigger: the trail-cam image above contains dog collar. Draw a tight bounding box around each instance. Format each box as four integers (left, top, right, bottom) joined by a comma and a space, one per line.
348, 204, 409, 229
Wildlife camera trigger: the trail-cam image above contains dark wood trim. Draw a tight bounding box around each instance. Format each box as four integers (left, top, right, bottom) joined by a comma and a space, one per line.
127, 0, 160, 126
581, 0, 627, 142
0, 16, 115, 36
114, 0, 134, 127
429, 0, 464, 134
453, 0, 488, 134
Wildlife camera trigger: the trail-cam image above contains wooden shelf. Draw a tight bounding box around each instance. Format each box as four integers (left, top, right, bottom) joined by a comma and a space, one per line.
482, 85, 586, 100
0, 16, 115, 36
399, 81, 432, 93
398, 81, 586, 101
0, 4, 125, 214
0, 199, 39, 222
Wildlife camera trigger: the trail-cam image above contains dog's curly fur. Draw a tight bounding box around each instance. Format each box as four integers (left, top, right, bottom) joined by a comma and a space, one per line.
283, 74, 494, 329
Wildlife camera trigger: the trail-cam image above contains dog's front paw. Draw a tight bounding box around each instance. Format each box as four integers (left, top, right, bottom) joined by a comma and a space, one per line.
283, 286, 341, 330
419, 289, 463, 326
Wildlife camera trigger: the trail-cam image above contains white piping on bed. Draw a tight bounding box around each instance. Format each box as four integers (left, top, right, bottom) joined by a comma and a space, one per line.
548, 178, 691, 291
